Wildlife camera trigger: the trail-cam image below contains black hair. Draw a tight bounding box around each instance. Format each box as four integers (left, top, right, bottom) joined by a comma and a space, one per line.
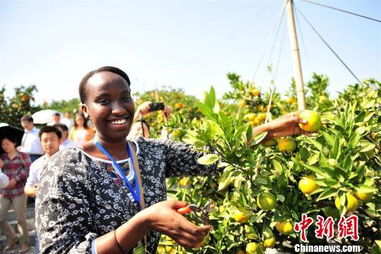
39, 126, 62, 140
1, 136, 18, 144
21, 115, 33, 123
53, 113, 61, 117
79, 66, 131, 103
53, 123, 69, 132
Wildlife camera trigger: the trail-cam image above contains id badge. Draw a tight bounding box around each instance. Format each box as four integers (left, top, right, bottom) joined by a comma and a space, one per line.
133, 241, 145, 254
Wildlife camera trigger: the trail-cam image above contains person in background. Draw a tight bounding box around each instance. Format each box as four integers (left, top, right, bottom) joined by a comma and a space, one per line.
0, 136, 31, 253
68, 112, 95, 146
36, 66, 307, 253
24, 126, 61, 196
61, 111, 74, 130
53, 123, 77, 149
128, 101, 172, 139
18, 115, 43, 162
47, 112, 61, 126
25, 126, 62, 254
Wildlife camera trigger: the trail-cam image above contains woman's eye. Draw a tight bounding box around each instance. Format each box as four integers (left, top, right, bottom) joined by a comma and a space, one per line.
97, 98, 109, 104
121, 96, 131, 102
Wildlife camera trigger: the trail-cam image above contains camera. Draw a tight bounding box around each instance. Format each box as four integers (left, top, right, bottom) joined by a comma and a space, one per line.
148, 102, 165, 112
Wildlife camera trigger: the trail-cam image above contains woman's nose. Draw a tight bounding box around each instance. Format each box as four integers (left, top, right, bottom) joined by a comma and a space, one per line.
111, 101, 126, 114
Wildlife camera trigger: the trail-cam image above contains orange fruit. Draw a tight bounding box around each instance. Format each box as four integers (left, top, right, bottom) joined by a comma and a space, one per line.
232, 209, 252, 223
263, 237, 276, 248
278, 138, 296, 152
262, 138, 277, 147
298, 175, 319, 194
335, 193, 359, 212
245, 113, 257, 121
275, 221, 293, 235
238, 100, 246, 108
174, 103, 185, 109
285, 97, 295, 104
257, 192, 277, 210
355, 191, 373, 202
245, 242, 259, 254
251, 90, 260, 96
298, 110, 321, 132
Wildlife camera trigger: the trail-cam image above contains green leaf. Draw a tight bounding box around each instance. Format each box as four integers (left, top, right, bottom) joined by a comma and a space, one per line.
198, 154, 220, 165
255, 177, 268, 185
322, 131, 335, 147
295, 160, 330, 178
309, 139, 323, 152
299, 147, 309, 161
348, 132, 361, 149
277, 194, 285, 202
307, 153, 319, 165
272, 159, 283, 173
317, 189, 337, 201
218, 168, 234, 191
196, 101, 215, 119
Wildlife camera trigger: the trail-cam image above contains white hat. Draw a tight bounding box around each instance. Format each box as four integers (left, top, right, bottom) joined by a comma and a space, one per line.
0, 171, 9, 189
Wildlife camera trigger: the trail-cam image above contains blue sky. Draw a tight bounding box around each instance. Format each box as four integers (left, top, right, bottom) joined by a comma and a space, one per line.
0, 0, 380, 104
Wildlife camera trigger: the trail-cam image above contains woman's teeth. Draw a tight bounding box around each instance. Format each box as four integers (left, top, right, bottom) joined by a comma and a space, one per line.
112, 119, 127, 125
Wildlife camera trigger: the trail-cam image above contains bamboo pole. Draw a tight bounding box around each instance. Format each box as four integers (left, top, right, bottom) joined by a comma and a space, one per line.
285, 0, 306, 110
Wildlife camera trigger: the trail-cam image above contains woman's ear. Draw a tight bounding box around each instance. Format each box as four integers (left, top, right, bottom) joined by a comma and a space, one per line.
81, 104, 89, 119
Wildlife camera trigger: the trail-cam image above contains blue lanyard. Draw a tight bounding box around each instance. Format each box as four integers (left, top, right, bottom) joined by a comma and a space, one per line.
95, 141, 141, 206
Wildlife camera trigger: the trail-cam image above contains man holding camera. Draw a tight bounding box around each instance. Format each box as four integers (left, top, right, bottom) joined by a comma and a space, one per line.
128, 101, 172, 139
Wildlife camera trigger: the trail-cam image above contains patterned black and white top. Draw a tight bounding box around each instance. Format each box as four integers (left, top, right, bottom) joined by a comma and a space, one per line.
36, 137, 219, 254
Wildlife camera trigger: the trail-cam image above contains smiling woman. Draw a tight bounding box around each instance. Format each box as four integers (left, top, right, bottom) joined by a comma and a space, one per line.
35, 66, 308, 254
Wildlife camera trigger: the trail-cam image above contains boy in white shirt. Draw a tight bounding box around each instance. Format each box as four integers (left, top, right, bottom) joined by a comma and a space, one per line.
24, 126, 61, 196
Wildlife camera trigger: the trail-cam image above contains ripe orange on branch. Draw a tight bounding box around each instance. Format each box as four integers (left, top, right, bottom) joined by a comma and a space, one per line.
355, 191, 373, 202
263, 237, 276, 248
278, 138, 296, 152
232, 209, 252, 223
275, 220, 293, 235
335, 193, 359, 212
298, 175, 319, 194
298, 110, 321, 132
245, 242, 259, 254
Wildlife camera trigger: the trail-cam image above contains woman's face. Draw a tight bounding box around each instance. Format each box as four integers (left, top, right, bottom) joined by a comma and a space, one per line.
82, 71, 135, 143
75, 115, 85, 127
1, 138, 16, 154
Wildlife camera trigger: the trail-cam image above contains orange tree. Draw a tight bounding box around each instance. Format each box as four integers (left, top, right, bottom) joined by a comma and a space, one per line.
156, 75, 380, 253
0, 85, 40, 127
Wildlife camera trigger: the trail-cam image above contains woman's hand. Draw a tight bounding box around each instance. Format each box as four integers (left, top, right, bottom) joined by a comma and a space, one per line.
0, 159, 4, 168
133, 101, 152, 122
252, 112, 310, 143
145, 200, 212, 248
